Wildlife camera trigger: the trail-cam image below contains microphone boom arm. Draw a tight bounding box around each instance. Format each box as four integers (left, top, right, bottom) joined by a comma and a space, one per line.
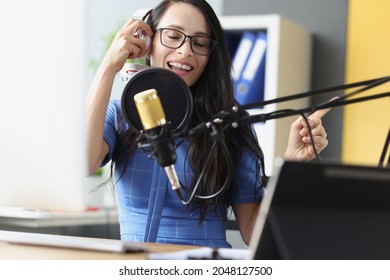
187, 90, 390, 135
237, 91, 390, 127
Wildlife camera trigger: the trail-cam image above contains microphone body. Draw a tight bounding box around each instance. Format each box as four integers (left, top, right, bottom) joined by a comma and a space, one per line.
134, 89, 181, 190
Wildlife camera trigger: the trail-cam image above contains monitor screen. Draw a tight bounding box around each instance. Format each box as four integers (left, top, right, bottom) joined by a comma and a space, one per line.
250, 159, 390, 260
0, 1, 88, 212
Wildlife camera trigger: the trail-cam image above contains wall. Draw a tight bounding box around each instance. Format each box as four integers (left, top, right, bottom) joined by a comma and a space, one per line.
223, 0, 349, 162
343, 0, 390, 166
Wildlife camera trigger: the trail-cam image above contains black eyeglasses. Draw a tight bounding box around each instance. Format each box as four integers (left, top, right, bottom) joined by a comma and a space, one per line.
157, 28, 217, 56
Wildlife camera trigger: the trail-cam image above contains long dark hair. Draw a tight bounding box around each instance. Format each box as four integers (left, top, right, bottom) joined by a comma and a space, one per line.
112, 0, 267, 222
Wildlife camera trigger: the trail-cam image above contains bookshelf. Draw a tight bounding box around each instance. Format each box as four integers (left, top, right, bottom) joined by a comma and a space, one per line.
220, 14, 312, 175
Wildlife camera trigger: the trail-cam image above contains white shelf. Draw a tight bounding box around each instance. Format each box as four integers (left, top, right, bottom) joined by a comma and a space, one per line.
0, 207, 118, 228
220, 14, 312, 174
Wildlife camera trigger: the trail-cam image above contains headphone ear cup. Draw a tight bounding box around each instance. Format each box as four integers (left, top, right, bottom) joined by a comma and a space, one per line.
144, 34, 151, 54
135, 30, 152, 57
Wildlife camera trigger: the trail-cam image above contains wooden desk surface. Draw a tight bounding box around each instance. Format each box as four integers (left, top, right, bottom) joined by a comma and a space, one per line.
0, 240, 198, 260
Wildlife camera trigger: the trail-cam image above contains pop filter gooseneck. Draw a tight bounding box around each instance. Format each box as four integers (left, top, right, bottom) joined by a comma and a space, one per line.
121, 67, 193, 134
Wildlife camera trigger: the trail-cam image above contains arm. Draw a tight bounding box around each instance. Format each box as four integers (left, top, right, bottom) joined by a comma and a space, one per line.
232, 107, 332, 245
86, 19, 153, 175
232, 202, 260, 246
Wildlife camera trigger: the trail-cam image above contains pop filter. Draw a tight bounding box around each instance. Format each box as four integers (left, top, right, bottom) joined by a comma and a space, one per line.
121, 67, 193, 134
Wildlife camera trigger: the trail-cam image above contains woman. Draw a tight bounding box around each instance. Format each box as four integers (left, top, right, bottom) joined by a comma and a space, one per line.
86, 0, 329, 248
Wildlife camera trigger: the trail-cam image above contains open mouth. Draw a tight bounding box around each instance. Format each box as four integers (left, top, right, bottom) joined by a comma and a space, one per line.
168, 62, 193, 72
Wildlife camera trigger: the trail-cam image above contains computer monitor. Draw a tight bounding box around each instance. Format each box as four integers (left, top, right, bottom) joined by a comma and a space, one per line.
250, 159, 390, 260
0, 2, 88, 212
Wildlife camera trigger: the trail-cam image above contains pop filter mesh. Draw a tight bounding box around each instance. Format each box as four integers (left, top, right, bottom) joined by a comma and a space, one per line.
121, 67, 193, 133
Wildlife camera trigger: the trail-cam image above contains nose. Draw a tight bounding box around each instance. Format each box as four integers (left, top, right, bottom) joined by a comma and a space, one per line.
177, 38, 193, 56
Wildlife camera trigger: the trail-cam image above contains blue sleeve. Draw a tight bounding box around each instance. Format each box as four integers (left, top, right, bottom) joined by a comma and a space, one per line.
230, 147, 265, 204
101, 100, 120, 166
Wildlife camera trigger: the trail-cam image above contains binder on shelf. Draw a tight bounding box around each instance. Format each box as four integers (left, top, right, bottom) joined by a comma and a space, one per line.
234, 31, 267, 106
231, 31, 256, 92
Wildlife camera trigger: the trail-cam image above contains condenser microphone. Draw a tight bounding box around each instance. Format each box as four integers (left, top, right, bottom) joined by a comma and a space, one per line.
133, 88, 181, 191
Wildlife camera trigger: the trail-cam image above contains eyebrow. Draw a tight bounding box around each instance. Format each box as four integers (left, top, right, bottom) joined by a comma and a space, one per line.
164, 24, 210, 37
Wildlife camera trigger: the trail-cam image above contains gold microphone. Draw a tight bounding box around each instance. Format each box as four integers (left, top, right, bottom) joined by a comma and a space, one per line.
134, 89, 181, 191
133, 89, 166, 129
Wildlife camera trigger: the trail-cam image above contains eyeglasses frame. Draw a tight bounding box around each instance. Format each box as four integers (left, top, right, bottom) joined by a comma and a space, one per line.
156, 27, 217, 56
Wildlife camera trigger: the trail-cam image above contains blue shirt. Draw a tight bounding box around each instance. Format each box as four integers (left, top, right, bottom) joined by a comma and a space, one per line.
103, 100, 265, 248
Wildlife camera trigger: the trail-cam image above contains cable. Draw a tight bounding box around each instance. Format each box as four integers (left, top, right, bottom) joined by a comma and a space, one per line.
175, 128, 233, 205
266, 109, 321, 162
378, 127, 390, 168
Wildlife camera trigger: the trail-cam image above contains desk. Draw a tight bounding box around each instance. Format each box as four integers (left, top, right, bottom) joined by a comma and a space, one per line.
0, 207, 247, 249
0, 238, 198, 260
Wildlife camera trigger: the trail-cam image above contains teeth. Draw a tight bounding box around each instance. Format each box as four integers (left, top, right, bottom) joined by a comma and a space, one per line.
168, 62, 192, 71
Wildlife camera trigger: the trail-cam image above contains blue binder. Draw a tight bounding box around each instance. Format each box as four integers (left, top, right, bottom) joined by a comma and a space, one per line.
234, 31, 267, 106
231, 32, 256, 93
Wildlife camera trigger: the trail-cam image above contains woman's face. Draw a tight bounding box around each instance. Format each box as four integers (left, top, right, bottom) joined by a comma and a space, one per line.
149, 3, 211, 87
